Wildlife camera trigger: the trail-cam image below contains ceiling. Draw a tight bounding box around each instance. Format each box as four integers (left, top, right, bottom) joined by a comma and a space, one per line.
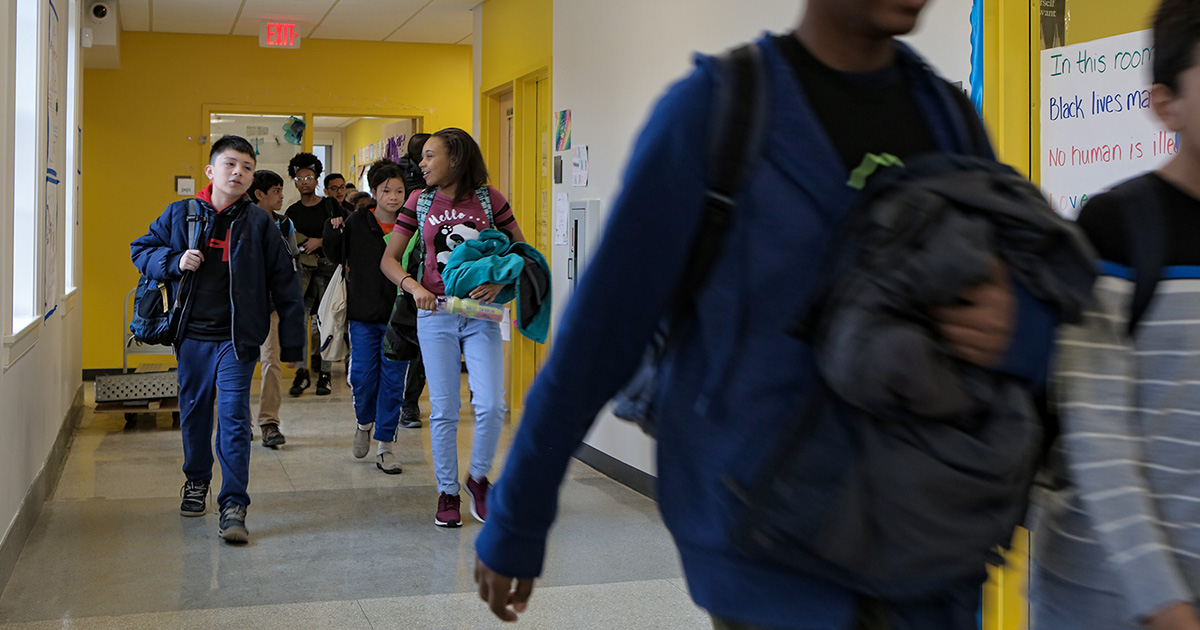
114, 0, 480, 45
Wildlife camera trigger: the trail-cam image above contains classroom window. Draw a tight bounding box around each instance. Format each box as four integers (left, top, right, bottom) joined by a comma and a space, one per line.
65, 0, 80, 294
11, 0, 43, 330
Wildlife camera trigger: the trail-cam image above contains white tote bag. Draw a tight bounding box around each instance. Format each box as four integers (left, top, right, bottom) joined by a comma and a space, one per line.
315, 265, 349, 362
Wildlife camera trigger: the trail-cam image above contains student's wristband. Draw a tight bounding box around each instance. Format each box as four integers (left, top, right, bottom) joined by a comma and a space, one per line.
401, 276, 413, 293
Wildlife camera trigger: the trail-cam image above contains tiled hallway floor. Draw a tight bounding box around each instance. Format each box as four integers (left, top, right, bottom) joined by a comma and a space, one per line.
0, 370, 707, 629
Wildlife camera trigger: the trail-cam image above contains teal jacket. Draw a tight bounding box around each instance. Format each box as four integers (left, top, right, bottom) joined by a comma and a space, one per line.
442, 229, 551, 343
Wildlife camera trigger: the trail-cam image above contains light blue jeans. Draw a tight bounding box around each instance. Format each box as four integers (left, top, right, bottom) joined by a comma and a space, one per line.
417, 308, 507, 495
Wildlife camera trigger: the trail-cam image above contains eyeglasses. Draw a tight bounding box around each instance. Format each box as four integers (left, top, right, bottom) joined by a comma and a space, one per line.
326, 185, 346, 192
294, 176, 316, 182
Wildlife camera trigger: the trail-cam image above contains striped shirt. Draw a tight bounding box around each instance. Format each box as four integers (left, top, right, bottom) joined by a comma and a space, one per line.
1035, 173, 1200, 622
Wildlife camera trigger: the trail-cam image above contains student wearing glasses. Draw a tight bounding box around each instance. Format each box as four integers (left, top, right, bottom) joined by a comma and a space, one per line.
284, 152, 349, 397
324, 173, 355, 214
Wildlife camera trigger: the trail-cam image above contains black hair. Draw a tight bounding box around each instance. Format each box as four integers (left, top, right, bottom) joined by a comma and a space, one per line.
324, 173, 346, 187
287, 152, 323, 178
430, 128, 488, 202
345, 182, 357, 190
407, 133, 431, 162
360, 198, 377, 212
367, 159, 407, 195
1154, 0, 1200, 90
209, 135, 256, 164
248, 170, 284, 201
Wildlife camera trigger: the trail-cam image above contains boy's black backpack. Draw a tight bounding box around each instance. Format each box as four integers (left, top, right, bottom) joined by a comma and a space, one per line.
130, 200, 206, 346
397, 155, 426, 198
609, 42, 768, 432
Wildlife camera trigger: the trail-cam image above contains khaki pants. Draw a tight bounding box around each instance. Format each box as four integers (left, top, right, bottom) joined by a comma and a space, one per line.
257, 311, 283, 426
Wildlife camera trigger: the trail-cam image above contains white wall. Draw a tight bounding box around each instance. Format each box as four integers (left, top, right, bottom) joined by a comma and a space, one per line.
1, 0, 85, 564
551, 0, 975, 475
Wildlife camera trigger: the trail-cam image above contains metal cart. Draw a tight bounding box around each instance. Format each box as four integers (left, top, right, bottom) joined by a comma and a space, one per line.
92, 288, 181, 423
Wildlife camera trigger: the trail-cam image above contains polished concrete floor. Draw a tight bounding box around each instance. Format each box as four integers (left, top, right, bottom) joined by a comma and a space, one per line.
0, 368, 708, 629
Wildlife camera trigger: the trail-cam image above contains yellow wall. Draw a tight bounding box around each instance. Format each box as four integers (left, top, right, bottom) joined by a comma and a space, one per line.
343, 117, 392, 184
479, 0, 553, 421
1065, 0, 1156, 44
82, 31, 472, 369
481, 0, 553, 91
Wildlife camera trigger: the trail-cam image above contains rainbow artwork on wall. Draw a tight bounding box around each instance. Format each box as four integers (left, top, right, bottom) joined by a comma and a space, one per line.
554, 109, 572, 151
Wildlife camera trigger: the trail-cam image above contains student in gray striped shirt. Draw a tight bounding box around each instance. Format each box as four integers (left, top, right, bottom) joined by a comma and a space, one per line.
1032, 2, 1200, 628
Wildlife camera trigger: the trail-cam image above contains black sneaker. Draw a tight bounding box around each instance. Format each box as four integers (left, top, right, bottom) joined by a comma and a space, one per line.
218, 503, 249, 543
289, 368, 310, 397
399, 406, 422, 429
180, 479, 209, 517
261, 423, 286, 448
315, 371, 332, 396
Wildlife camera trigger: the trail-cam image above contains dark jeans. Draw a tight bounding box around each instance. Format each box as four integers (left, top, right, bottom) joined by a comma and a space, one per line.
711, 585, 981, 630
298, 261, 335, 373
177, 338, 257, 508
348, 321, 408, 442
402, 345, 426, 411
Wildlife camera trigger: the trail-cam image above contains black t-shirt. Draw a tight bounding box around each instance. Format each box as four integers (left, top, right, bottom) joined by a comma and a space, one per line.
774, 34, 938, 172
185, 206, 239, 341
286, 197, 346, 259
1077, 172, 1200, 267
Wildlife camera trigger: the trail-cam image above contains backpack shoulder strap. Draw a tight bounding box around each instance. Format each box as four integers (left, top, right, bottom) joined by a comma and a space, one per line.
1112, 176, 1167, 335
414, 189, 437, 264
475, 186, 495, 227
186, 199, 203, 249
666, 41, 767, 323
416, 189, 436, 228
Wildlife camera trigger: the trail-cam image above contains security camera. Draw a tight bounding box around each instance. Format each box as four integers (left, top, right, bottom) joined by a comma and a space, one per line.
88, 2, 110, 23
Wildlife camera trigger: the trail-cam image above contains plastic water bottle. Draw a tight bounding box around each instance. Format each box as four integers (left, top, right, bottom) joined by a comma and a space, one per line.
436, 296, 505, 323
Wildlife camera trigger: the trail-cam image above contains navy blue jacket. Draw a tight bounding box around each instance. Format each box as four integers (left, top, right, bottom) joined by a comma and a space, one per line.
476, 35, 1057, 627
130, 193, 306, 362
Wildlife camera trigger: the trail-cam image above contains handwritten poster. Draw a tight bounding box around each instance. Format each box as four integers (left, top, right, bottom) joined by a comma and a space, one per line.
1040, 30, 1175, 219
44, 0, 61, 317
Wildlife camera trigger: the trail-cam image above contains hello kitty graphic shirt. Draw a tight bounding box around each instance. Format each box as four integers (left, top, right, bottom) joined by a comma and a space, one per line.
395, 185, 517, 296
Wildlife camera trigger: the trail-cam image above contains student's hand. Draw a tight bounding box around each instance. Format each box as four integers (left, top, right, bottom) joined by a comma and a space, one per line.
330, 217, 345, 229
411, 285, 438, 311
303, 237, 323, 254
469, 283, 505, 304
475, 556, 534, 622
178, 249, 204, 272
1147, 602, 1200, 630
286, 362, 300, 369
931, 258, 1015, 368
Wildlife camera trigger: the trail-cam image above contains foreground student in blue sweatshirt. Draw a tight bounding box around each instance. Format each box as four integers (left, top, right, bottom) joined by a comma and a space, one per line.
473, 1, 1060, 628
131, 135, 305, 544
1032, 2, 1200, 629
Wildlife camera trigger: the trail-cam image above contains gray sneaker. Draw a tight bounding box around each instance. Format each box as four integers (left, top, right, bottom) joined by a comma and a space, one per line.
218, 504, 249, 544
352, 426, 372, 459
376, 451, 403, 475
261, 423, 286, 448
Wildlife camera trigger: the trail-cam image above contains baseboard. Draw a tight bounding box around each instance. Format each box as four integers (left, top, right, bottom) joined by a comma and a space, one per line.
0, 385, 84, 594
573, 443, 657, 500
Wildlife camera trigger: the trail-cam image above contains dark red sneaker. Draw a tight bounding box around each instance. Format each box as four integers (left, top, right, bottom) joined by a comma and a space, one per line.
465, 476, 490, 523
435, 492, 462, 528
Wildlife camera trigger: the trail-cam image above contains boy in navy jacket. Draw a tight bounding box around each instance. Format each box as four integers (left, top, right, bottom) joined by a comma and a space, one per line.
131, 135, 305, 544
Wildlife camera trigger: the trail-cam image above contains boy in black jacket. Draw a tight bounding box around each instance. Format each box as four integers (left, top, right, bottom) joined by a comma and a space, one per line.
131, 136, 305, 544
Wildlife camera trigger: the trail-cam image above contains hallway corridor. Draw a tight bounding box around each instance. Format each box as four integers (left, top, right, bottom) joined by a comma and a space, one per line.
0, 373, 705, 629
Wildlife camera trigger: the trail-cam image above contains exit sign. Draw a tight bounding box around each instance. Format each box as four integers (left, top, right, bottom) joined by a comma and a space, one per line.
259, 22, 301, 49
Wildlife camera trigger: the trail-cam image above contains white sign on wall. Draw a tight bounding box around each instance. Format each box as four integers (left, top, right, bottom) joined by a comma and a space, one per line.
1040, 30, 1177, 219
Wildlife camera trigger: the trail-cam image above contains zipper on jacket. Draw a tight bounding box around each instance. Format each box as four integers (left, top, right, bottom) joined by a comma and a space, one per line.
228, 210, 240, 361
